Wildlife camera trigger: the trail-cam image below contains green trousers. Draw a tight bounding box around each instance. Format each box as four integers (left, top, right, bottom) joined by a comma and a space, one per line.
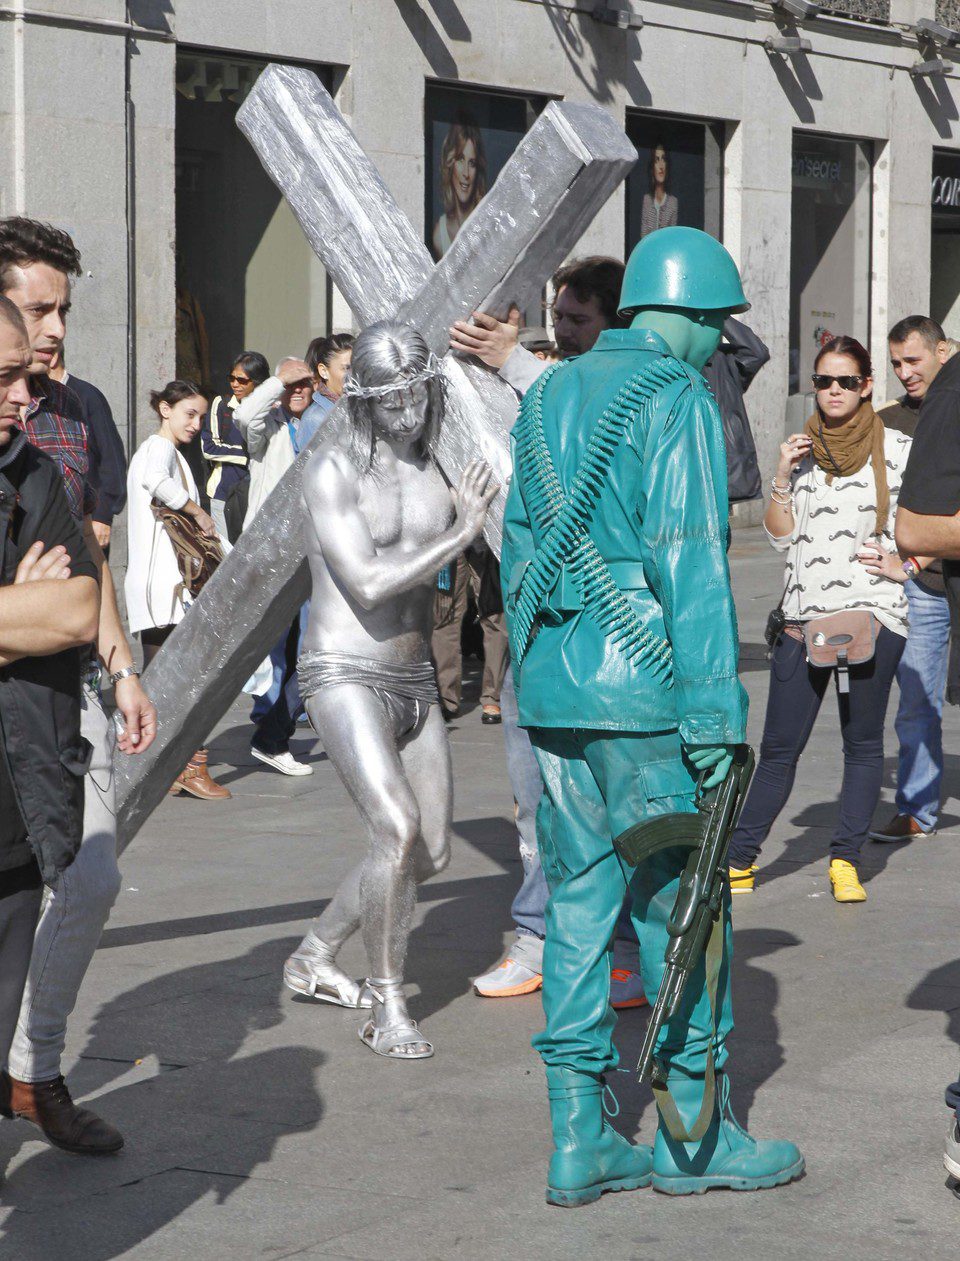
529, 727, 733, 1078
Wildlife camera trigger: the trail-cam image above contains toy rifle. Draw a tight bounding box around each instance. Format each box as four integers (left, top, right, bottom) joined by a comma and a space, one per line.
612, 744, 755, 1088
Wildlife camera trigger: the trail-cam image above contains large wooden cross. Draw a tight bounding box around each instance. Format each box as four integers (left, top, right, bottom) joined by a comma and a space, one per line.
116, 66, 635, 845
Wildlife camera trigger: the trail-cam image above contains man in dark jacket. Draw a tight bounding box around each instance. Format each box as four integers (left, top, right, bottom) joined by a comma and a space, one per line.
51, 353, 127, 551
702, 316, 768, 504
0, 295, 99, 1074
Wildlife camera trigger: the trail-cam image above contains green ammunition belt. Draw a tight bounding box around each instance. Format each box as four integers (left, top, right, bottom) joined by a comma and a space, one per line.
510, 357, 690, 680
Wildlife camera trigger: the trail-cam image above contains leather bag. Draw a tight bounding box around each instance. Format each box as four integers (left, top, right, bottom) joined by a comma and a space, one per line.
150, 458, 223, 602
803, 610, 877, 694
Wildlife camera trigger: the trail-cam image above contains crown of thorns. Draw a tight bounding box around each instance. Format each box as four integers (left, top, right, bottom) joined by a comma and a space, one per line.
341, 353, 444, 401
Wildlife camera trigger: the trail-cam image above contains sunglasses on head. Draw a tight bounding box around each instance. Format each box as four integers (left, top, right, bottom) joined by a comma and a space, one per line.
811, 374, 863, 391
228, 373, 251, 385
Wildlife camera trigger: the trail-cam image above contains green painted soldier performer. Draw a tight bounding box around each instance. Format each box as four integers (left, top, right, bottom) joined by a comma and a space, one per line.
502, 227, 804, 1205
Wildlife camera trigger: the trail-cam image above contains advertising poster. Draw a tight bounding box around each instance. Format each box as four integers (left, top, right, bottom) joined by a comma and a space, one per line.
425, 84, 541, 261
625, 113, 723, 254
789, 135, 871, 394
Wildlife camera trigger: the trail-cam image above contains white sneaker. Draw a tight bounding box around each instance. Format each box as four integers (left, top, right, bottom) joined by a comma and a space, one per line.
473, 956, 542, 997
251, 747, 313, 776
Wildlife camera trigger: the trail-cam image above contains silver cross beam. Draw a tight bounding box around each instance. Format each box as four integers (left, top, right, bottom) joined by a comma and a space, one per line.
116, 66, 635, 846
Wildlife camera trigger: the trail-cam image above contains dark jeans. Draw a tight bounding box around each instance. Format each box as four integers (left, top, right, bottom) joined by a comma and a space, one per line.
0, 863, 43, 1067
946, 1076, 960, 1123
729, 624, 904, 870
252, 616, 305, 756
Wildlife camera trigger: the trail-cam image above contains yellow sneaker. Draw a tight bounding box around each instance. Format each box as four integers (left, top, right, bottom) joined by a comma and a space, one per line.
728, 864, 758, 894
829, 859, 866, 903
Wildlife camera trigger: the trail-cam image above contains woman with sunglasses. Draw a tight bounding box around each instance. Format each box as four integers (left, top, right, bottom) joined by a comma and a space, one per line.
727, 336, 913, 903
200, 351, 269, 543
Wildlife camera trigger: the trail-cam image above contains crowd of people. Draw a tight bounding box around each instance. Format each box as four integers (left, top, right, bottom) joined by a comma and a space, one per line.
0, 205, 959, 1192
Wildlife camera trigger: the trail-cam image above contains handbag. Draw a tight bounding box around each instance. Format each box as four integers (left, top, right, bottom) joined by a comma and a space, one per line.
151, 458, 223, 603
802, 610, 877, 694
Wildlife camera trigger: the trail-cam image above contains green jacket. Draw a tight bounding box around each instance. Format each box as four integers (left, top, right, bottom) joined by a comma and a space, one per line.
501, 328, 747, 743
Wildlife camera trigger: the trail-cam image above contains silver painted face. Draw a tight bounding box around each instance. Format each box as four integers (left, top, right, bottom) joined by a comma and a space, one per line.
369, 379, 430, 441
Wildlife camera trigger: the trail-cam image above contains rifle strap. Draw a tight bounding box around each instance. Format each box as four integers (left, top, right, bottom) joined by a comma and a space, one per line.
650, 911, 724, 1144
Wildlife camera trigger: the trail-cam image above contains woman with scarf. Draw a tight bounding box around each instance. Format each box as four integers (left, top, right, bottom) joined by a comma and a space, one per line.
727, 336, 913, 903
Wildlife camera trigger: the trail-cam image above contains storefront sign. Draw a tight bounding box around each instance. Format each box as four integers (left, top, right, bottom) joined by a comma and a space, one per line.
792, 152, 842, 186
932, 151, 960, 213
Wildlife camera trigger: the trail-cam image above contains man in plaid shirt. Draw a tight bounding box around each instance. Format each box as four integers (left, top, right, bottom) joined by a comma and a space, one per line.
0, 217, 157, 1156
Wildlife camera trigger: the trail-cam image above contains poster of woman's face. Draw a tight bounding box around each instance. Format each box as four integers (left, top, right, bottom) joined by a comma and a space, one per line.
426, 85, 540, 261
625, 113, 724, 253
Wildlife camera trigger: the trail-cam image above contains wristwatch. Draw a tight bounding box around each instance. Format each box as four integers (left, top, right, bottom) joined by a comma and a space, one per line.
902, 558, 919, 581
109, 666, 140, 686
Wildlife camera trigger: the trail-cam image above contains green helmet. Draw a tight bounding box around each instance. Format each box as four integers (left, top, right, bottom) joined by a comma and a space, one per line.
618, 226, 749, 317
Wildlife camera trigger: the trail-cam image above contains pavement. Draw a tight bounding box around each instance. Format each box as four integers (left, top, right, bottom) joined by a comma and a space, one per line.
1, 526, 959, 1260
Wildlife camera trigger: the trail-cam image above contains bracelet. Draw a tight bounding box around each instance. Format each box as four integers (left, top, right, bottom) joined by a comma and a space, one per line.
770, 477, 794, 506
109, 666, 140, 686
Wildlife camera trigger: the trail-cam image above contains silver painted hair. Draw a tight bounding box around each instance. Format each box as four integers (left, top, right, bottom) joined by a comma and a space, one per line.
344, 321, 445, 473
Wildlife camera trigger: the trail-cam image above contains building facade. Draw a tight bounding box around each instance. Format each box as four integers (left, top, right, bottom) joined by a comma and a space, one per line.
1, 0, 959, 543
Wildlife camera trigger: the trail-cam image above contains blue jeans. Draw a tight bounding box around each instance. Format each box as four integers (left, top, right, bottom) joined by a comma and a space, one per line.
252, 603, 309, 723
729, 626, 905, 870
251, 605, 309, 754
894, 582, 950, 832
501, 667, 549, 940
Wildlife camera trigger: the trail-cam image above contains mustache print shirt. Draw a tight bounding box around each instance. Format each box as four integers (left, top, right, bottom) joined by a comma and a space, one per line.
767, 433, 911, 638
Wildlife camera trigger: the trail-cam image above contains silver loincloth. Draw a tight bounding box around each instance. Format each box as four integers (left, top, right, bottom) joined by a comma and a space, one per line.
298, 650, 438, 740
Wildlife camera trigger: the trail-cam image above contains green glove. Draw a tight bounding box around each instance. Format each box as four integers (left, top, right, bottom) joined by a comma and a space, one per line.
684, 743, 736, 790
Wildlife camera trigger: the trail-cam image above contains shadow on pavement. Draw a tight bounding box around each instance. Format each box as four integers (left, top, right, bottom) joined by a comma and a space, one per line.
0, 940, 325, 1261
609, 927, 800, 1142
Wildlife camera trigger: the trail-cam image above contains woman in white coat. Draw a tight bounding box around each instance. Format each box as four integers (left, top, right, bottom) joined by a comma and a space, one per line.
125, 380, 230, 800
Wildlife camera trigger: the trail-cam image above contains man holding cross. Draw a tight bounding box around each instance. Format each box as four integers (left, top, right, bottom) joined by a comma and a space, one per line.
502, 228, 803, 1205
283, 321, 497, 1059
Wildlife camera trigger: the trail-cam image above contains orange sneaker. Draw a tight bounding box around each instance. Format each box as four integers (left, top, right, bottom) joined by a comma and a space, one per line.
610, 969, 648, 1010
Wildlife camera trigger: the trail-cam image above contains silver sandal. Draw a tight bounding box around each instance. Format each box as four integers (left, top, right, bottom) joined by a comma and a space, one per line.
283, 934, 373, 1009
358, 979, 434, 1060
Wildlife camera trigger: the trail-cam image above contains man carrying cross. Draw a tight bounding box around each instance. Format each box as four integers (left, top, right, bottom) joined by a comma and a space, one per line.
502, 227, 804, 1205
282, 321, 497, 1059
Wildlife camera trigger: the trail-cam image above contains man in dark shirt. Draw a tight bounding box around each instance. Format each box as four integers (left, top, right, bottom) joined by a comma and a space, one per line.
0, 214, 155, 1156
52, 353, 127, 550
893, 317, 960, 1187
871, 317, 953, 844
0, 295, 100, 1074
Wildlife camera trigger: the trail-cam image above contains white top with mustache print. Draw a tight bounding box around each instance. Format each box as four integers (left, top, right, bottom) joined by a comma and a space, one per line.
767, 429, 912, 637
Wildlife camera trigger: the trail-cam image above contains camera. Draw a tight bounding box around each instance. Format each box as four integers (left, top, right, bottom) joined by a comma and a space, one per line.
765, 605, 786, 651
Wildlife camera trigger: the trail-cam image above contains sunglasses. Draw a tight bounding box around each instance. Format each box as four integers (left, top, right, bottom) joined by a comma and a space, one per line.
228, 373, 251, 385
811, 374, 863, 391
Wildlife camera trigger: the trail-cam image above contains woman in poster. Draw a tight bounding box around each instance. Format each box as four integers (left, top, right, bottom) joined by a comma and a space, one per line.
640, 143, 679, 237
431, 114, 488, 259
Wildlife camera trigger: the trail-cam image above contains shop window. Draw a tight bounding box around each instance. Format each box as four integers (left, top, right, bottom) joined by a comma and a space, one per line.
789, 134, 872, 397
175, 52, 332, 396
931, 148, 960, 336
625, 112, 724, 254
424, 83, 547, 263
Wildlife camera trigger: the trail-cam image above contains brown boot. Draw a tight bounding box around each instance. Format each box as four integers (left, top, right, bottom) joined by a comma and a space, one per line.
174, 748, 231, 800
2, 1071, 123, 1155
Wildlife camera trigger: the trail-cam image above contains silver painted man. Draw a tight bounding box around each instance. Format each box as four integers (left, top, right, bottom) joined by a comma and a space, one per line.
284, 321, 497, 1059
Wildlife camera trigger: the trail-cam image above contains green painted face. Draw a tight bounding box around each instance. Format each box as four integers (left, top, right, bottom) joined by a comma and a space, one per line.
629, 307, 729, 372
688, 309, 726, 370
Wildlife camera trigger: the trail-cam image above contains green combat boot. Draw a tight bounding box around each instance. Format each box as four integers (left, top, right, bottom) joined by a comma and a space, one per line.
652, 1069, 804, 1195
545, 1066, 652, 1207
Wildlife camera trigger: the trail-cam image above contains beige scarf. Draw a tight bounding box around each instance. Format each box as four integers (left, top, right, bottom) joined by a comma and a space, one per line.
804, 401, 889, 537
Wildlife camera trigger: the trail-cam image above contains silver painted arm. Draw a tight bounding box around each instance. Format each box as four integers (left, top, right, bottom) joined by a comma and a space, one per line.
306, 453, 471, 609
